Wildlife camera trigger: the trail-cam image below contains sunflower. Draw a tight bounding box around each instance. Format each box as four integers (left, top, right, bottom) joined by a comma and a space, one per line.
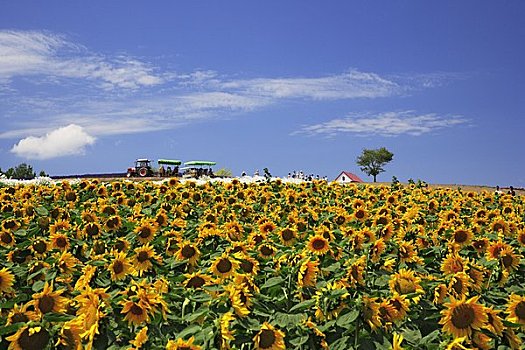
486, 240, 510, 260
166, 336, 201, 350
83, 222, 102, 238
448, 272, 470, 298
6, 326, 50, 350
6, 303, 39, 325
105, 215, 122, 232
220, 312, 236, 349
388, 294, 410, 322
2, 218, 20, 232
133, 244, 161, 276
517, 230, 525, 246
440, 295, 488, 338
397, 241, 421, 264
253, 322, 285, 350
211, 254, 239, 279
506, 294, 525, 327
30, 282, 68, 316
491, 218, 509, 235
49, 219, 69, 235
485, 306, 504, 336
121, 300, 151, 326
279, 227, 296, 246
0, 267, 15, 294
225, 284, 252, 317
441, 253, 466, 275
471, 238, 489, 254
346, 256, 366, 288
298, 259, 320, 288
50, 232, 70, 251
307, 234, 330, 255
259, 220, 276, 234
363, 296, 381, 331
389, 269, 424, 300
57, 319, 84, 350
499, 246, 520, 271
239, 255, 260, 276
370, 238, 386, 263
135, 220, 158, 244
352, 207, 368, 222
130, 326, 148, 349
109, 251, 134, 281
259, 244, 276, 259
184, 271, 212, 290
175, 241, 201, 265
451, 228, 472, 246
0, 230, 15, 247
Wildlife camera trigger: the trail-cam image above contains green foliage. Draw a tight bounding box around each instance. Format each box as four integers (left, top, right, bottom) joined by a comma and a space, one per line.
3, 163, 37, 180
39, 170, 48, 177
214, 168, 233, 177
356, 147, 394, 182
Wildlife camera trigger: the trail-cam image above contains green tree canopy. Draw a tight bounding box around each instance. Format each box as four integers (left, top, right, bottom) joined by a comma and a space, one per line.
3, 163, 37, 180
356, 147, 394, 182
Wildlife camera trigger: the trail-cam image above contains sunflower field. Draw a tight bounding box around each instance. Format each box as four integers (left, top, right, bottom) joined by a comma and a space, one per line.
1, 178, 525, 350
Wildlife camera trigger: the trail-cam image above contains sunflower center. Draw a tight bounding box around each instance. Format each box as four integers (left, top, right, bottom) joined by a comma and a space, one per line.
115, 240, 126, 252
350, 266, 360, 281
56, 237, 67, 248
139, 227, 152, 239
454, 230, 468, 243
335, 216, 345, 225
18, 328, 50, 350
259, 329, 276, 348
1, 232, 13, 244
181, 246, 196, 259
137, 251, 150, 263
65, 192, 76, 201
217, 258, 232, 273
260, 246, 274, 256
187, 276, 205, 288
452, 278, 463, 294
241, 260, 254, 273
451, 304, 475, 329
502, 254, 514, 268
515, 301, 525, 320
86, 224, 99, 236
113, 260, 124, 274
130, 304, 144, 316
355, 210, 365, 219
312, 239, 326, 250
493, 223, 504, 232
11, 312, 29, 323
281, 229, 294, 241
33, 241, 47, 254
376, 217, 388, 225
39, 295, 56, 314
396, 278, 416, 294
4, 221, 16, 229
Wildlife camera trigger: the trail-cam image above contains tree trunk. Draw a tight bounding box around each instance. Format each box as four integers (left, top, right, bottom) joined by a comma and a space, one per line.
373, 174, 377, 182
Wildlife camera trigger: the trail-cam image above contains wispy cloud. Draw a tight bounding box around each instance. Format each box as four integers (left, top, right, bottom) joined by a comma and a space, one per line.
296, 111, 469, 137
217, 70, 400, 100
10, 124, 96, 159
0, 30, 163, 89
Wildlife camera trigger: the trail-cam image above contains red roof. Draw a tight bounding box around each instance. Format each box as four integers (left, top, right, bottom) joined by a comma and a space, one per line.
335, 171, 364, 183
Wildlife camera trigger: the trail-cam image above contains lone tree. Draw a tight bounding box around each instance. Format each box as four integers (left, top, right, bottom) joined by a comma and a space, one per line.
356, 147, 394, 182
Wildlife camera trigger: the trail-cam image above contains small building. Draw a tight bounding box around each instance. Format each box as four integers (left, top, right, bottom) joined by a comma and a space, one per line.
334, 171, 364, 183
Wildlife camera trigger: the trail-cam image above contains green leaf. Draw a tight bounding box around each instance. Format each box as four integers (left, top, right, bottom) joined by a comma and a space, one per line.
186, 306, 209, 322
289, 299, 315, 313
0, 322, 25, 336
35, 206, 49, 216
178, 324, 202, 339
420, 329, 440, 345
330, 336, 351, 350
336, 309, 359, 327
189, 292, 212, 303
43, 312, 76, 323
261, 276, 284, 289
32, 280, 45, 292
290, 335, 309, 347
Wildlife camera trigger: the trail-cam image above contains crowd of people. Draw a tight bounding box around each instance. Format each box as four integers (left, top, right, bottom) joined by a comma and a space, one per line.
287, 170, 327, 181
495, 185, 516, 196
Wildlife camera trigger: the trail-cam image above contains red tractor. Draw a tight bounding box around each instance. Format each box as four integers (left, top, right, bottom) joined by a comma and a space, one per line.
127, 159, 154, 177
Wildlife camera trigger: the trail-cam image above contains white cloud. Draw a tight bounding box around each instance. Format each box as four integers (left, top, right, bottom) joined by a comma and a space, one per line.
297, 111, 469, 137
11, 124, 96, 159
0, 30, 163, 89
218, 70, 399, 100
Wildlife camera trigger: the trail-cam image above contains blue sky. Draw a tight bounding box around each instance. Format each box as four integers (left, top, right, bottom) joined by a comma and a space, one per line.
1, 1, 524, 186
